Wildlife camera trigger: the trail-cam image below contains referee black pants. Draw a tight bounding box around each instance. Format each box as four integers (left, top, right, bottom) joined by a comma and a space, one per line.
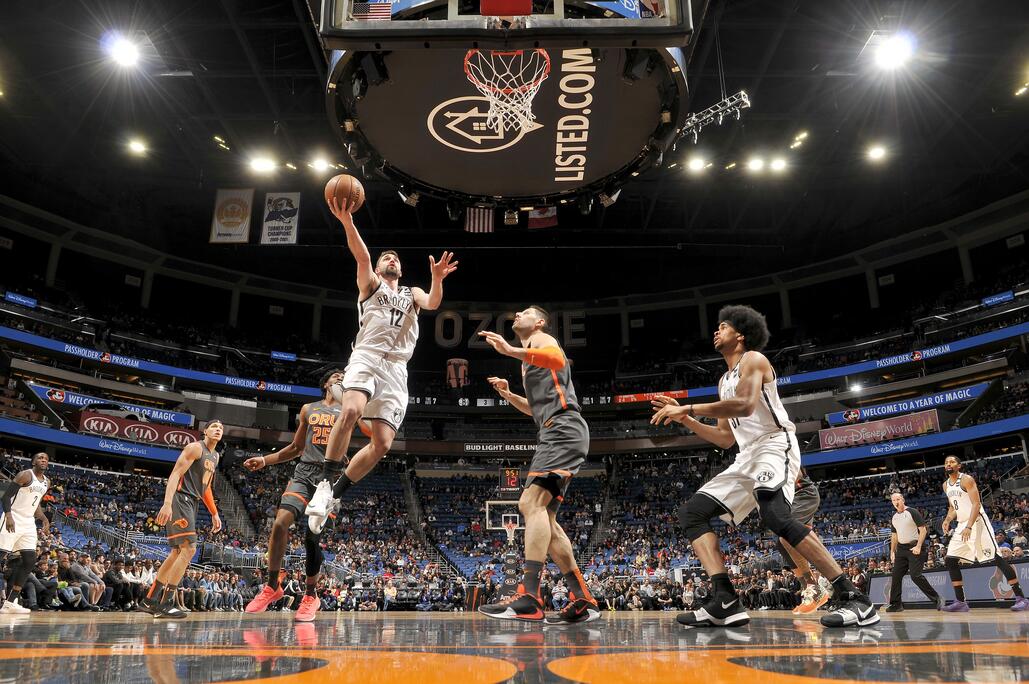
889, 544, 940, 605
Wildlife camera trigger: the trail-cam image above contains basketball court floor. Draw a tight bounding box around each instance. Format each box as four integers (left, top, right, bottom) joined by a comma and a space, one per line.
0, 611, 1025, 683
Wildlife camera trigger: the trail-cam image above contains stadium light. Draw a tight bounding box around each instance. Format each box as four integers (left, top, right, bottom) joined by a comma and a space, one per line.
770, 158, 787, 173
249, 156, 276, 173
127, 139, 147, 156
108, 35, 140, 68
875, 33, 915, 70
746, 157, 765, 173
1016, 85, 1028, 97
309, 158, 331, 172
867, 145, 888, 162
687, 157, 706, 173
850, 383, 863, 392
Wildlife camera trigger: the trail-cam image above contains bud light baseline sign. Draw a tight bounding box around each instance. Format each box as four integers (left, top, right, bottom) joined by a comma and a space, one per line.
819, 409, 940, 450
29, 383, 195, 426
77, 411, 201, 448
0, 416, 181, 462
825, 383, 988, 426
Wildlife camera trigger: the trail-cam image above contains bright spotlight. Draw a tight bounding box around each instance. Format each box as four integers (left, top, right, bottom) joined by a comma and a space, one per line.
127, 139, 147, 155
250, 157, 276, 173
309, 158, 330, 172
687, 157, 706, 173
746, 157, 765, 172
795, 131, 808, 140
867, 145, 887, 161
108, 36, 140, 67
1017, 85, 1028, 97
875, 33, 915, 70
850, 383, 863, 392
770, 158, 787, 172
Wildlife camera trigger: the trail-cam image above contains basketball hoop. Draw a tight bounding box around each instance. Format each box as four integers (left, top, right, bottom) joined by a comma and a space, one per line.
464, 49, 551, 134
503, 520, 518, 546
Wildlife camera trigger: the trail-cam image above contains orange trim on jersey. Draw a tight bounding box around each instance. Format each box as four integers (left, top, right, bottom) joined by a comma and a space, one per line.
549, 369, 568, 410
283, 491, 309, 506
528, 469, 573, 478
525, 346, 566, 370
167, 531, 197, 540
172, 518, 190, 530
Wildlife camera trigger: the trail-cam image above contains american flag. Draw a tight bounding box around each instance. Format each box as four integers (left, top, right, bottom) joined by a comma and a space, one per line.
352, 0, 393, 21
464, 207, 494, 233
527, 206, 558, 229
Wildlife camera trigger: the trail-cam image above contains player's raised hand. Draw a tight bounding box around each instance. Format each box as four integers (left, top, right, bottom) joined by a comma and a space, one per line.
429, 251, 459, 281
651, 402, 687, 426
243, 455, 266, 472
650, 395, 681, 410
328, 196, 356, 228
487, 376, 510, 394
478, 331, 516, 357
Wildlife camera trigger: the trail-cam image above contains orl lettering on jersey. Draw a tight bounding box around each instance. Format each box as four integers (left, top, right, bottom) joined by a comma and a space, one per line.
353, 281, 420, 363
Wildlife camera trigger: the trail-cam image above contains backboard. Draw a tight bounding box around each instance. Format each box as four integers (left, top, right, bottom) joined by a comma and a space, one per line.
320, 0, 693, 51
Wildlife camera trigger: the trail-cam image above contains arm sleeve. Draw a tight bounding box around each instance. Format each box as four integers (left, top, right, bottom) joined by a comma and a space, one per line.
524, 346, 566, 370
202, 487, 219, 517
0, 481, 22, 513
909, 508, 925, 526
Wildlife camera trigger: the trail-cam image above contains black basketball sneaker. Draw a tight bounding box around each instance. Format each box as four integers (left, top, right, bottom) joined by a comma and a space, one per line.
479, 590, 545, 622
676, 593, 750, 628
155, 603, 189, 620
820, 591, 880, 628
544, 593, 601, 626
136, 594, 160, 616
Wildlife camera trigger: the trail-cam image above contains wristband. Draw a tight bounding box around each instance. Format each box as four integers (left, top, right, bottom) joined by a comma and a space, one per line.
687, 405, 696, 418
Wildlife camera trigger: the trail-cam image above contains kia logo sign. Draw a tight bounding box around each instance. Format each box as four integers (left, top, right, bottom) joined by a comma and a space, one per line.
125, 424, 160, 443
163, 431, 195, 447
83, 416, 119, 435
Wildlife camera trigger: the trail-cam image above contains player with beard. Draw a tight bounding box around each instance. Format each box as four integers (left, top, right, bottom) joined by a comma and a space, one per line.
304, 197, 457, 531
651, 305, 879, 628
940, 455, 1028, 612
243, 369, 344, 622
0, 452, 51, 614
476, 306, 599, 624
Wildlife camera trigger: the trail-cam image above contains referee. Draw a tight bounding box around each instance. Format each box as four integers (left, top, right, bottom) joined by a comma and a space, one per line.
887, 491, 944, 612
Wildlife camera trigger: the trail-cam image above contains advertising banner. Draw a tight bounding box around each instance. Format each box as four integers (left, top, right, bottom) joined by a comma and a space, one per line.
4, 292, 37, 309
0, 416, 180, 462
270, 351, 297, 362
869, 559, 1029, 604
825, 541, 886, 560
463, 443, 537, 454
209, 188, 254, 244
826, 383, 988, 426
982, 291, 1014, 307
29, 383, 195, 426
615, 389, 689, 405
819, 409, 941, 450
259, 192, 300, 245
77, 411, 201, 448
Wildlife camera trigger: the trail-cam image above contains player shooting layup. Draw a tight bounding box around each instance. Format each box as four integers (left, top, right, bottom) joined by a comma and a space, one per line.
304, 196, 457, 530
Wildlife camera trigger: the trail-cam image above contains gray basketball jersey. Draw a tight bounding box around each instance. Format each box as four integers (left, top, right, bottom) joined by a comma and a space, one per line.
353, 280, 420, 363
521, 345, 581, 428
179, 441, 219, 499
301, 400, 341, 464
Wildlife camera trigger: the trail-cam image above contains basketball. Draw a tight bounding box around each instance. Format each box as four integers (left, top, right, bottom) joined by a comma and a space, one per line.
324, 174, 365, 213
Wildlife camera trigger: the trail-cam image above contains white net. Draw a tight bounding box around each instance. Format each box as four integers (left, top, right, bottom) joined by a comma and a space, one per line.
464, 49, 551, 133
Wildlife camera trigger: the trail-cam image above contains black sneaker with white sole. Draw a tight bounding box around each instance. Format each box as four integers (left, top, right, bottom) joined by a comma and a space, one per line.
544, 596, 602, 626
676, 594, 750, 628
819, 591, 880, 628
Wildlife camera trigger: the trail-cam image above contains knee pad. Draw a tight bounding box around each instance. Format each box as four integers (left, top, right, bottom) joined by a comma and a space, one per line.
678, 493, 721, 542
945, 555, 964, 583
12, 551, 34, 585
755, 489, 809, 547
304, 530, 324, 578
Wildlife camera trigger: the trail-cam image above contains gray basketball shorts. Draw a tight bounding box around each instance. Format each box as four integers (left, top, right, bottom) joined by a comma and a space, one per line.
791, 483, 821, 527
526, 411, 589, 507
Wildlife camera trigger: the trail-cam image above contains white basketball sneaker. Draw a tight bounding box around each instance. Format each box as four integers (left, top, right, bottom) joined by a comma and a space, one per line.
0, 599, 30, 614
306, 480, 336, 533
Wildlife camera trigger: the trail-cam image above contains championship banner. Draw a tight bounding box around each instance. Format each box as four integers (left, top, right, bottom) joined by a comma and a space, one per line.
260, 192, 300, 245
77, 411, 201, 448
210, 188, 254, 244
615, 389, 689, 405
869, 559, 1029, 604
0, 416, 180, 462
826, 382, 989, 426
819, 409, 940, 450
29, 383, 194, 426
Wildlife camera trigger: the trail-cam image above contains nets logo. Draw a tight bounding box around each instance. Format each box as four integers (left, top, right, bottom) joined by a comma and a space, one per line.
843, 409, 861, 423
125, 424, 160, 443
83, 416, 119, 435
756, 470, 774, 483
46, 389, 66, 403
427, 96, 542, 153
163, 431, 196, 448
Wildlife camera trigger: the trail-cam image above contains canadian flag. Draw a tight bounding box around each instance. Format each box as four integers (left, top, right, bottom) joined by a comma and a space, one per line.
527, 206, 558, 229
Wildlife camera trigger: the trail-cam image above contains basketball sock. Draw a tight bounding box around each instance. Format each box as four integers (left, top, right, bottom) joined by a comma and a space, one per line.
830, 574, 859, 597
321, 459, 344, 484
522, 560, 544, 598
563, 568, 591, 601
267, 570, 281, 591
331, 473, 354, 500
710, 573, 734, 598
1012, 582, 1025, 599
305, 578, 318, 597
799, 570, 816, 588
953, 584, 965, 602
996, 558, 1025, 597
147, 581, 166, 603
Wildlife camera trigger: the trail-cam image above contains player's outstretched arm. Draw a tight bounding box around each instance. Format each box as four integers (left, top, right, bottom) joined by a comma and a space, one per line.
478, 331, 565, 369
328, 196, 378, 296
487, 376, 532, 417
649, 397, 736, 449
412, 252, 459, 311
245, 405, 309, 470
156, 443, 202, 526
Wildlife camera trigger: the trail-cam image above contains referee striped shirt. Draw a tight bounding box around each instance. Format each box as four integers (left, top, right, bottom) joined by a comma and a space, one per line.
891, 507, 927, 545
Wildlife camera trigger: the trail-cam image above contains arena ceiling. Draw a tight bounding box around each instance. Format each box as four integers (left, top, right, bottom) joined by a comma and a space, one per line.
0, 0, 1027, 302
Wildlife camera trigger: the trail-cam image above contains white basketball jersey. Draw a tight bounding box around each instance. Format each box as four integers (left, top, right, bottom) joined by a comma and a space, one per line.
945, 474, 980, 525
10, 471, 48, 520
352, 280, 420, 363
719, 351, 795, 452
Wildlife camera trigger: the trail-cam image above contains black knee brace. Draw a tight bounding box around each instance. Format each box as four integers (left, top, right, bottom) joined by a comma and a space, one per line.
945, 555, 964, 583
12, 550, 35, 588
678, 493, 722, 542
755, 489, 810, 547
304, 529, 324, 578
